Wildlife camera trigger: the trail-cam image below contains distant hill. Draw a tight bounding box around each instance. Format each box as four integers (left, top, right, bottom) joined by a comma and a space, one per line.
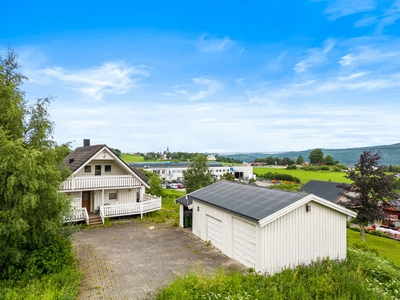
221, 143, 400, 166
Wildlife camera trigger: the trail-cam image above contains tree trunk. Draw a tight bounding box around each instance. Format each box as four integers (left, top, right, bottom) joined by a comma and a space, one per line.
361, 224, 366, 242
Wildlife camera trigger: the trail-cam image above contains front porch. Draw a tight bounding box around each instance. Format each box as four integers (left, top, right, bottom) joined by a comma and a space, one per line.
65, 195, 162, 225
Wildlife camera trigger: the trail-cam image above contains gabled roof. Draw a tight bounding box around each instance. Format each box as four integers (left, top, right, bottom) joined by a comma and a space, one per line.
63, 144, 149, 185
298, 180, 346, 203
187, 180, 356, 225
64, 144, 106, 172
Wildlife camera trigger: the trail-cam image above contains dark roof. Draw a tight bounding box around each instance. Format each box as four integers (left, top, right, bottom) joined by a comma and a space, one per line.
175, 195, 191, 206
131, 168, 149, 183
63, 145, 148, 184
128, 162, 224, 169
63, 144, 106, 172
298, 180, 345, 203
189, 180, 307, 222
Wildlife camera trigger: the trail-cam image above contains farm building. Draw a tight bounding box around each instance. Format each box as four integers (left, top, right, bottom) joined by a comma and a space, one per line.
177, 180, 356, 275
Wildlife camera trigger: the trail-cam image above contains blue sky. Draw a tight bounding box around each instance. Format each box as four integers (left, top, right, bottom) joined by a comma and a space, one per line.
2, 0, 400, 153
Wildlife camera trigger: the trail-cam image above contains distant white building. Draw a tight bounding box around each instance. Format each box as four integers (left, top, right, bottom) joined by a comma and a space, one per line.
207, 154, 217, 161
129, 162, 254, 182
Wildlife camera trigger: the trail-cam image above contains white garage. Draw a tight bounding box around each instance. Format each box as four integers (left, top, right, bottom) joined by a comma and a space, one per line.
188, 180, 356, 275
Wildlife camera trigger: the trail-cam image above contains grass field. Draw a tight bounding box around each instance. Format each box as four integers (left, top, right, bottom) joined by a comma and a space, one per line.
347, 229, 400, 268
254, 167, 352, 184
120, 153, 145, 162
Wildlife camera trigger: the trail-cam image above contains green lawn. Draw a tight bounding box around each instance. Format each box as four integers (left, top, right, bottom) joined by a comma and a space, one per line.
120, 153, 145, 162
254, 167, 352, 184
347, 229, 400, 268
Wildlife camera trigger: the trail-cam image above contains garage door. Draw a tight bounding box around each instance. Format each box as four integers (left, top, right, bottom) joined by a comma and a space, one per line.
233, 218, 256, 268
207, 215, 223, 250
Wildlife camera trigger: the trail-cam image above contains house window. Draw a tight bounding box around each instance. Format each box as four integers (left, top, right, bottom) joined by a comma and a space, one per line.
109, 191, 117, 200
105, 165, 111, 173
95, 165, 101, 176
84, 165, 91, 173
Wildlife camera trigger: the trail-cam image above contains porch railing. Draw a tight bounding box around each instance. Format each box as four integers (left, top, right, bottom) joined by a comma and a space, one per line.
100, 196, 162, 223
61, 175, 141, 191
64, 207, 89, 224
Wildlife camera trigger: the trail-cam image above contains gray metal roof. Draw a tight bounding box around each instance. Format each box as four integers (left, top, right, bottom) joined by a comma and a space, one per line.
189, 181, 308, 222
298, 180, 345, 203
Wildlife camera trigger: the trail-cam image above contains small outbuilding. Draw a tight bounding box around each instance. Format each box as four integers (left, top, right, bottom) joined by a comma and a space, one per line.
179, 180, 356, 275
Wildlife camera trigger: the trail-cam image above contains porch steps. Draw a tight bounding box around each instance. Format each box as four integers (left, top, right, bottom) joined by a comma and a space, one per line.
89, 215, 103, 226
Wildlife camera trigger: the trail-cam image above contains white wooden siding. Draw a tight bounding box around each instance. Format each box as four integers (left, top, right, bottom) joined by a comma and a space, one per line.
233, 217, 257, 268
93, 188, 139, 210
260, 201, 347, 275
207, 215, 223, 250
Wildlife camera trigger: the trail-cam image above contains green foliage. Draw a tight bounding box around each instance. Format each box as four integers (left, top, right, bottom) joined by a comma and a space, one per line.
220, 172, 236, 181
215, 155, 242, 164
183, 154, 213, 193
319, 166, 330, 170
286, 164, 297, 170
0, 48, 74, 280
142, 169, 164, 197
0, 261, 81, 299
339, 150, 397, 241
263, 172, 301, 183
308, 148, 324, 164
141, 189, 183, 224
157, 247, 399, 300
109, 147, 121, 157
269, 184, 301, 192
296, 155, 304, 165
325, 154, 335, 165
254, 155, 295, 166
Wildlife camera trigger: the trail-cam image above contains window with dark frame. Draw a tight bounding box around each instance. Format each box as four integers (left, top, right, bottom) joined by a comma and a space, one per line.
95, 165, 101, 176
109, 191, 117, 200
105, 165, 111, 172
84, 165, 91, 173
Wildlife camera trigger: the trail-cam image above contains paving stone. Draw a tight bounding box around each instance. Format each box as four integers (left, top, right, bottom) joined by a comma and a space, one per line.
72, 221, 244, 300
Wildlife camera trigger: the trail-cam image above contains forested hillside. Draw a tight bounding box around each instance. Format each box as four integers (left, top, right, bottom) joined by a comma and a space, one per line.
222, 143, 400, 166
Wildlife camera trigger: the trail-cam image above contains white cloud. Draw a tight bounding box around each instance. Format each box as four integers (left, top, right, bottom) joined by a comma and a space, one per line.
339, 46, 400, 67
175, 77, 223, 101
294, 40, 335, 73
198, 34, 235, 52
323, 0, 376, 20
41, 62, 149, 100
375, 0, 400, 34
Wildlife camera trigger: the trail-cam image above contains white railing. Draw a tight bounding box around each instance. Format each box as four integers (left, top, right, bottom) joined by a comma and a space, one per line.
64, 207, 89, 224
99, 196, 162, 223
62, 175, 140, 191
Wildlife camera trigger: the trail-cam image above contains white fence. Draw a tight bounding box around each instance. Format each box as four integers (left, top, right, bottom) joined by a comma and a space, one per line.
62, 175, 141, 191
100, 197, 162, 223
65, 207, 89, 224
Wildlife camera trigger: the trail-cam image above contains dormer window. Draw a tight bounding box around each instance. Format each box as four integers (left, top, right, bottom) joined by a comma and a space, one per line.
84, 165, 91, 173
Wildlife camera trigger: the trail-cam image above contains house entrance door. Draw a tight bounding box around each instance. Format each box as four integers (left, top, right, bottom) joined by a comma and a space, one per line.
82, 191, 91, 212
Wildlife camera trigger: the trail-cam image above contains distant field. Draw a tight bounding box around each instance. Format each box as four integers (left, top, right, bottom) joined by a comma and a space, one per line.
254, 167, 352, 184
120, 153, 145, 162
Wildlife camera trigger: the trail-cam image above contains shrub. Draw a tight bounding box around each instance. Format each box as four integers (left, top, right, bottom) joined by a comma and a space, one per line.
286, 164, 297, 170
319, 166, 330, 171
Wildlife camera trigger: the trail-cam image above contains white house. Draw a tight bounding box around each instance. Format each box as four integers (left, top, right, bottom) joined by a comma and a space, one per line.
176, 180, 356, 275
62, 140, 161, 225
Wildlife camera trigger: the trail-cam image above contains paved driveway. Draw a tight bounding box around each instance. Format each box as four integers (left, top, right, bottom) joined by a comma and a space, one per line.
72, 221, 244, 299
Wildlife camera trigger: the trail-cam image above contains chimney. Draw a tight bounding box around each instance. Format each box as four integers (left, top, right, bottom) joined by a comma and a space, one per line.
83, 139, 90, 147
